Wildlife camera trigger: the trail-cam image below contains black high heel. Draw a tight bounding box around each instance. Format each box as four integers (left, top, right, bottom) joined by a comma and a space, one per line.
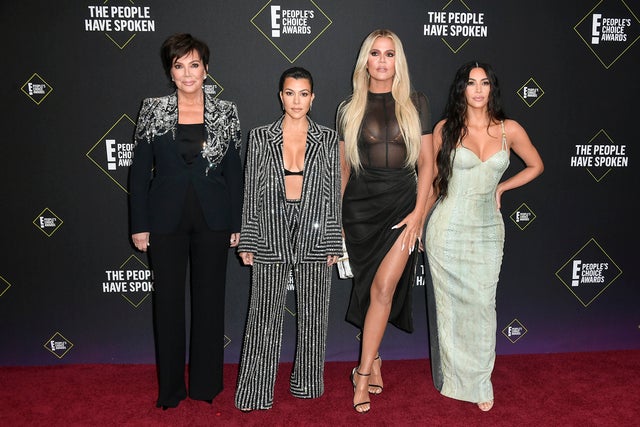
369, 355, 384, 395
350, 367, 371, 414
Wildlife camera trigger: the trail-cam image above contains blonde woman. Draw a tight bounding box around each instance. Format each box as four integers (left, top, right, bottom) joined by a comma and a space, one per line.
337, 29, 434, 413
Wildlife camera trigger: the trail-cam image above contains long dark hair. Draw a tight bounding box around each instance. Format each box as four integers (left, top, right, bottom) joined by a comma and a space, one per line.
435, 61, 506, 198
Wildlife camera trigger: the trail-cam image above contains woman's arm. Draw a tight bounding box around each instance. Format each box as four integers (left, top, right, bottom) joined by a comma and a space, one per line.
325, 130, 343, 259
237, 128, 263, 258
425, 120, 445, 213
393, 131, 434, 253
496, 119, 544, 208
129, 98, 154, 249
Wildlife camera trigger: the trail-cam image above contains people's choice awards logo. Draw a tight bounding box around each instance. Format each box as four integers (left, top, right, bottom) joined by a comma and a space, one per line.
555, 238, 622, 307
423, 0, 489, 53
86, 114, 136, 193
574, 0, 640, 68
84, 0, 156, 49
204, 74, 224, 98
101, 255, 154, 308
509, 203, 537, 231
33, 208, 64, 237
21, 73, 53, 105
517, 78, 545, 108
570, 129, 629, 182
0, 275, 12, 298
251, 0, 332, 62
502, 319, 528, 343
43, 332, 74, 359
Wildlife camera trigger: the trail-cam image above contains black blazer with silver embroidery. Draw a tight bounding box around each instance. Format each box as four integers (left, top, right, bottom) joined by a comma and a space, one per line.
129, 91, 243, 234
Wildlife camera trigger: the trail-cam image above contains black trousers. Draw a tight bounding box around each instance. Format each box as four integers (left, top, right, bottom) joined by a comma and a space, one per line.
149, 185, 229, 407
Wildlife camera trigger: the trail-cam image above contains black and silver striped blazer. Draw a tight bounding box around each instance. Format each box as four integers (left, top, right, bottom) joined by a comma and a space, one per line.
238, 116, 343, 263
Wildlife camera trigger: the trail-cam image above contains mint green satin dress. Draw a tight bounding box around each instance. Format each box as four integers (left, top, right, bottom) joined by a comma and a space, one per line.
425, 122, 509, 403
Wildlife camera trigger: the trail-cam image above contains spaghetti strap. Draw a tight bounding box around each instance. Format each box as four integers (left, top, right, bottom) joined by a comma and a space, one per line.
500, 120, 507, 151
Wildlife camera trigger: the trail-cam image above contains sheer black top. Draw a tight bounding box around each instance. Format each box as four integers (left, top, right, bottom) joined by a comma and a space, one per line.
355, 91, 431, 169
177, 123, 205, 165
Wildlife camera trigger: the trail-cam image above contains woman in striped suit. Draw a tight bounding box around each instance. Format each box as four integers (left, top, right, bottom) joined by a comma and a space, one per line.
234, 67, 343, 411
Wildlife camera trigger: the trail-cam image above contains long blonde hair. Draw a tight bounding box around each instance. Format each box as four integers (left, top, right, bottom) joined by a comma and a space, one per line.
338, 29, 422, 173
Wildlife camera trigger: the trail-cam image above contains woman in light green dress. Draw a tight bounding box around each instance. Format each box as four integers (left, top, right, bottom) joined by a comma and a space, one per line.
425, 61, 543, 412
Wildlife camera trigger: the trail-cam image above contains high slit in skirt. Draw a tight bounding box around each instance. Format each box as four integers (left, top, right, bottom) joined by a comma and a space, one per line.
342, 166, 418, 333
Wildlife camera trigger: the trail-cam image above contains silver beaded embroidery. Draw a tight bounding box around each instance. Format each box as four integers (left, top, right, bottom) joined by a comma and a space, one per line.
134, 91, 241, 175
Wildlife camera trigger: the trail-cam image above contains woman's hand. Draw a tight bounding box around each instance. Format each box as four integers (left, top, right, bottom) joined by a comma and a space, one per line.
239, 252, 254, 266
392, 210, 424, 254
495, 183, 506, 210
327, 255, 339, 266
132, 232, 150, 252
230, 232, 240, 247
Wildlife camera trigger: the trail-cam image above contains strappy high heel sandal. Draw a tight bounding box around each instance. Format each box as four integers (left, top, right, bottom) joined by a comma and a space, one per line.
369, 355, 384, 395
350, 367, 371, 414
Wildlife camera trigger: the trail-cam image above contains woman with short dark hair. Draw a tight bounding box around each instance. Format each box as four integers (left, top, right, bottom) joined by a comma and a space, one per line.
129, 33, 243, 410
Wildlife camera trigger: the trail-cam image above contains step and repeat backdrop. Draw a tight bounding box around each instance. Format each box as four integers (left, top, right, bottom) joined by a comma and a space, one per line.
1, 0, 638, 366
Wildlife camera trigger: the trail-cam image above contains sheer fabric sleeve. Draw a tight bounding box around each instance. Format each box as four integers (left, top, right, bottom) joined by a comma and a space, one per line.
412, 92, 433, 135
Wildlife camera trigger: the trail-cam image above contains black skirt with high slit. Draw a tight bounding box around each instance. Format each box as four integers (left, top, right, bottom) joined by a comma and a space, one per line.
342, 166, 418, 333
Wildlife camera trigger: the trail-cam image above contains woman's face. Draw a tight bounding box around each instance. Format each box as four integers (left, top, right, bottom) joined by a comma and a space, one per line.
367, 36, 396, 85
170, 50, 207, 95
280, 77, 314, 120
465, 67, 491, 109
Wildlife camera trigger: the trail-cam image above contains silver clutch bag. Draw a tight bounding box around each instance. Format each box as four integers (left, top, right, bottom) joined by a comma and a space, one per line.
337, 239, 353, 279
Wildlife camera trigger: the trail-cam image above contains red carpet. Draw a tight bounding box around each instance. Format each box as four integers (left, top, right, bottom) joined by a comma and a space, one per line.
1, 350, 638, 426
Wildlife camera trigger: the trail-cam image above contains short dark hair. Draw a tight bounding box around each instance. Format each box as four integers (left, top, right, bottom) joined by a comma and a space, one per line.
160, 33, 210, 82
278, 67, 314, 93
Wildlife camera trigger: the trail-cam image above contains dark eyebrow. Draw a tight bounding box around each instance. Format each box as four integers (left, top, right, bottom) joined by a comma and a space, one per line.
173, 58, 201, 65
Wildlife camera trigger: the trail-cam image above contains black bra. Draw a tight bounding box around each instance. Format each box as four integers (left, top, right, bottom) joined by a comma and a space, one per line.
284, 168, 304, 176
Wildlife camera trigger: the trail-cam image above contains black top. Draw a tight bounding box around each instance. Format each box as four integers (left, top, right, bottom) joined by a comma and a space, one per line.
177, 123, 205, 164
358, 92, 431, 169
284, 168, 304, 176
129, 93, 243, 235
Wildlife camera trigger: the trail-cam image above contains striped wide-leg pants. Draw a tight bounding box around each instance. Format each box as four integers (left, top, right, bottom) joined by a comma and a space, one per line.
234, 262, 332, 410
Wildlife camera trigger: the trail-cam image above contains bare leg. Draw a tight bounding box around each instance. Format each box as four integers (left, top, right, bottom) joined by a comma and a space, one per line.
352, 236, 410, 412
